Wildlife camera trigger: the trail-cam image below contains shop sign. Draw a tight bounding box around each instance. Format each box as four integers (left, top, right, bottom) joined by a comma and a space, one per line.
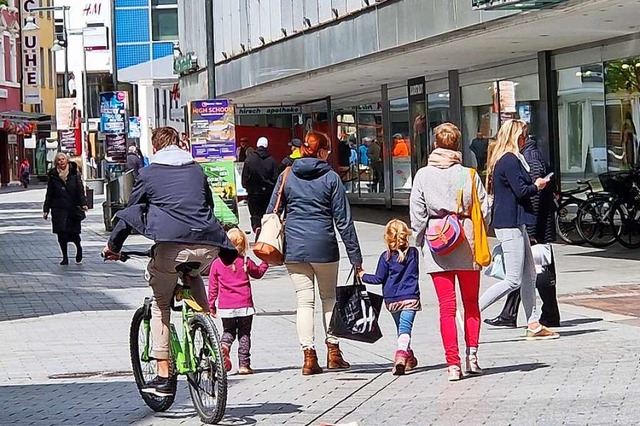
408, 77, 426, 103
173, 52, 198, 75
201, 161, 239, 226
7, 135, 17, 145
56, 98, 79, 131
83, 26, 108, 51
356, 103, 382, 111
100, 91, 127, 134
59, 130, 76, 154
128, 117, 141, 139
188, 99, 236, 162
105, 133, 127, 162
236, 106, 302, 115
22, 0, 40, 105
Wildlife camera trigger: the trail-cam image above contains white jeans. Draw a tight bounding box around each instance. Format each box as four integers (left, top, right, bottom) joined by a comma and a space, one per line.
479, 226, 539, 324
286, 262, 340, 349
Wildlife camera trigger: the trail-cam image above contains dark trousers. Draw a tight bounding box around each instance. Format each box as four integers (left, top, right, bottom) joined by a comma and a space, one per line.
221, 315, 253, 367
247, 192, 272, 232
497, 286, 561, 325
372, 162, 384, 193
57, 232, 81, 260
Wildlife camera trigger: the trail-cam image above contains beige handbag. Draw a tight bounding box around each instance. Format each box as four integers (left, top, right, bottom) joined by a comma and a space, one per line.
253, 168, 291, 265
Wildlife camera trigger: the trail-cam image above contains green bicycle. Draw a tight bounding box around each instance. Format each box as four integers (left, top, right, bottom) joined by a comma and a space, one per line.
121, 249, 227, 424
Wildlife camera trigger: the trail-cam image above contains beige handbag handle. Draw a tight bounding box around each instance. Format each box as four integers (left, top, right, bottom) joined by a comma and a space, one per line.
273, 167, 292, 214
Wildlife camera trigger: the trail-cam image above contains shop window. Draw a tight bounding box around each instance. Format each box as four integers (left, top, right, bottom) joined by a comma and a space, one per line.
427, 91, 451, 159
557, 64, 606, 185
605, 57, 640, 171
389, 93, 410, 197
152, 1, 178, 42
462, 75, 539, 174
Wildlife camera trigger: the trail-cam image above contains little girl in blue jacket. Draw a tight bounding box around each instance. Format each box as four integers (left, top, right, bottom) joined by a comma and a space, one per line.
359, 219, 421, 376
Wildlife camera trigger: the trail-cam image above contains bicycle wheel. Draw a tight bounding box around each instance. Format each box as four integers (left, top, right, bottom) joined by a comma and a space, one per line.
614, 203, 640, 249
130, 303, 177, 412
576, 197, 620, 248
555, 201, 586, 245
188, 313, 227, 424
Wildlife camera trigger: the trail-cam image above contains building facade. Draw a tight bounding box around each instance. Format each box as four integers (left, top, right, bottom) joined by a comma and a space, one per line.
114, 0, 183, 158
183, 0, 640, 206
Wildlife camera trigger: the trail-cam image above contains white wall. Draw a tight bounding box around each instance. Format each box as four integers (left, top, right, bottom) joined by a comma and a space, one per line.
137, 82, 185, 158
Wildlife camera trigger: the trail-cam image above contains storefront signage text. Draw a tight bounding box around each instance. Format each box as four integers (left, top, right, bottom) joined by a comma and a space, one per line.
174, 52, 198, 75
99, 91, 127, 134
236, 106, 302, 115
22, 0, 40, 105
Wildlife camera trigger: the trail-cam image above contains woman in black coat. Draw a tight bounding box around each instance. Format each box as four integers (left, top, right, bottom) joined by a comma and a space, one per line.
43, 153, 88, 265
485, 137, 561, 328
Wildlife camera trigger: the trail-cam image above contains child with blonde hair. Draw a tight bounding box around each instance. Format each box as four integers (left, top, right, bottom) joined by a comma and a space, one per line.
359, 219, 421, 375
208, 228, 268, 374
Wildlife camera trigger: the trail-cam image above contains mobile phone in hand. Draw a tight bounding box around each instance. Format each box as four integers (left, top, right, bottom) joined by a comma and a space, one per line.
544, 172, 554, 180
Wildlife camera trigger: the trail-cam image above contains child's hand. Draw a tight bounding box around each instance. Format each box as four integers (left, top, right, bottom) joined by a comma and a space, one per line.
208, 309, 217, 318
357, 269, 365, 279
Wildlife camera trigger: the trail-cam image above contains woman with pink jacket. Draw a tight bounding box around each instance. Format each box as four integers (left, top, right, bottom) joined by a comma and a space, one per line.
208, 228, 268, 375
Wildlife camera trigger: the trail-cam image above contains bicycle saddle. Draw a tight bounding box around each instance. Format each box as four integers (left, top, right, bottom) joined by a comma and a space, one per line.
175, 262, 201, 274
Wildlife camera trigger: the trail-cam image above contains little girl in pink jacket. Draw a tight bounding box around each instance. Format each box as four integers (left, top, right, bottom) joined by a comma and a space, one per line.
208, 228, 268, 374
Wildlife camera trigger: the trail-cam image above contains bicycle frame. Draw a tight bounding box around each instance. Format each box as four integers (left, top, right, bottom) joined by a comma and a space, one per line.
140, 285, 208, 375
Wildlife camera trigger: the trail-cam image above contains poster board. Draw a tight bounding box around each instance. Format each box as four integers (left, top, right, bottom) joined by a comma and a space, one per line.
188, 99, 236, 162
201, 161, 239, 227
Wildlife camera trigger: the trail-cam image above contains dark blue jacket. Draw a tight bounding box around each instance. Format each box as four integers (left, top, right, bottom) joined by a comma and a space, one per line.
361, 247, 420, 303
491, 152, 538, 229
268, 158, 362, 266
108, 146, 237, 263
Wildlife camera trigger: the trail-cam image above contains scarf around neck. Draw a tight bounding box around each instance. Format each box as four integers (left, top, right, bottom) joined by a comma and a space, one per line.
57, 166, 70, 182
428, 148, 463, 169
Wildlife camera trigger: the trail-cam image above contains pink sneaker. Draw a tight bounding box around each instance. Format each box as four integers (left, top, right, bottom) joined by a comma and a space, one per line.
406, 350, 418, 371
392, 350, 408, 376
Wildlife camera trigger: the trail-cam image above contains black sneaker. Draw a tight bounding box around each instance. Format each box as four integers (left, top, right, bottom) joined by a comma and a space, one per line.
141, 376, 174, 397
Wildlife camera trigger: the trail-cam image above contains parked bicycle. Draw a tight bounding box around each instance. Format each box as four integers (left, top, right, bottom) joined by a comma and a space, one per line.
112, 249, 227, 424
554, 179, 595, 245
601, 169, 640, 249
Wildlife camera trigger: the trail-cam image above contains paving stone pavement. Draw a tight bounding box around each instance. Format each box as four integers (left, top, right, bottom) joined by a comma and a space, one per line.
0, 187, 639, 426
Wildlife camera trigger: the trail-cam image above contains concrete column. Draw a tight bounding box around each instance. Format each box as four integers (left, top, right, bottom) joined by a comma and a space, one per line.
537, 50, 561, 183
448, 70, 462, 128
137, 82, 155, 158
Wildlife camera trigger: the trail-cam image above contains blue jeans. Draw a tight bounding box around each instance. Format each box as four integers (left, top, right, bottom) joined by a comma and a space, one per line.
391, 310, 416, 336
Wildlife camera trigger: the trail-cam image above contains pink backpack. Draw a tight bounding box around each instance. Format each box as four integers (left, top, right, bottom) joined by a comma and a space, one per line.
426, 170, 466, 256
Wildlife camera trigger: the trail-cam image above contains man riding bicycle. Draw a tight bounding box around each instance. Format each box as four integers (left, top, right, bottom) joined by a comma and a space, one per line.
103, 127, 237, 397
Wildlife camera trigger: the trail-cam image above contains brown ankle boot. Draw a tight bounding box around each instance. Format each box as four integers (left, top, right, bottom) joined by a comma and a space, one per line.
302, 348, 323, 375
326, 342, 350, 369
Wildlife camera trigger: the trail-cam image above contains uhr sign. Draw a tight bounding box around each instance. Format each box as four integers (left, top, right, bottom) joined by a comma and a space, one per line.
21, 0, 40, 105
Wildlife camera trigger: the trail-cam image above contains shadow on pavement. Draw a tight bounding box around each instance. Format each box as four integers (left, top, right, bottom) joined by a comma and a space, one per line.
351, 206, 408, 226
558, 317, 603, 327
566, 246, 640, 262
221, 402, 303, 426
482, 362, 550, 376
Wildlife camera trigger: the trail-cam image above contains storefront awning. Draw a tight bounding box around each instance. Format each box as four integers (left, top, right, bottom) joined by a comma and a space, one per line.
0, 111, 51, 135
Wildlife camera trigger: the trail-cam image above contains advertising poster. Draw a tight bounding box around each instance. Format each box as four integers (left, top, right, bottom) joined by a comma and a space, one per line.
56, 98, 79, 130
105, 134, 127, 162
59, 130, 76, 154
128, 116, 141, 139
188, 99, 236, 162
201, 161, 239, 226
100, 91, 128, 134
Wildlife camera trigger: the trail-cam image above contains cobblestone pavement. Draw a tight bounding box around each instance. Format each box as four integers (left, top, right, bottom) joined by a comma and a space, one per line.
0, 187, 639, 425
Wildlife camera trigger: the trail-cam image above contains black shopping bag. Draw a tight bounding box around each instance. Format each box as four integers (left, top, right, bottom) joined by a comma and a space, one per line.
328, 271, 384, 344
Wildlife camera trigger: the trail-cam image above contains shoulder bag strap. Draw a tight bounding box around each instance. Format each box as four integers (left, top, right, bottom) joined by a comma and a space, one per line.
272, 167, 292, 214
456, 167, 467, 214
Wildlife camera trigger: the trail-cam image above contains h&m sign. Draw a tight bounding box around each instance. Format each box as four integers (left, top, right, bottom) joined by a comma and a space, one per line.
21, 0, 40, 105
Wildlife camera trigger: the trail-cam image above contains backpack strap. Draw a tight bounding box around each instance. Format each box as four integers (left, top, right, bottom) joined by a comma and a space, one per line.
272, 167, 292, 214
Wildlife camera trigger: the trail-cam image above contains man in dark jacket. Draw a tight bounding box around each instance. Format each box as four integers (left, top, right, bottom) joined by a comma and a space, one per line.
280, 138, 302, 172
125, 145, 143, 177
103, 127, 236, 398
485, 136, 560, 328
242, 136, 279, 233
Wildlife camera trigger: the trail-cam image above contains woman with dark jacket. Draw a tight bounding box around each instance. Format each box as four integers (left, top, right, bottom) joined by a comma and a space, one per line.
485, 137, 561, 328
268, 131, 363, 376
478, 120, 559, 340
43, 153, 88, 265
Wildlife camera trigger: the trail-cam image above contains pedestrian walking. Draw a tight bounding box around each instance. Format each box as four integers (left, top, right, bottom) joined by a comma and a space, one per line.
368, 138, 384, 192
236, 137, 255, 163
268, 131, 363, 376
485, 135, 561, 328
242, 137, 279, 236
280, 138, 303, 172
410, 123, 490, 381
359, 219, 420, 376
478, 119, 559, 341
43, 153, 88, 265
19, 158, 31, 188
208, 228, 268, 375
126, 145, 143, 177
